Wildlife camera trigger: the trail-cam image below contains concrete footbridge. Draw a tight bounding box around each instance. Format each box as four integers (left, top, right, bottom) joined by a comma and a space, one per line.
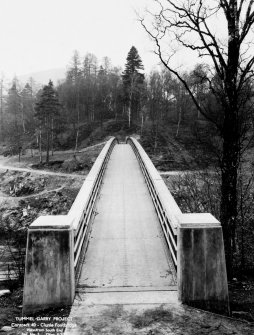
22, 137, 229, 316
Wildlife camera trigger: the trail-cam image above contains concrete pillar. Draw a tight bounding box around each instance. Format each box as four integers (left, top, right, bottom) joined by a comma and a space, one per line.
23, 216, 75, 315
177, 213, 230, 315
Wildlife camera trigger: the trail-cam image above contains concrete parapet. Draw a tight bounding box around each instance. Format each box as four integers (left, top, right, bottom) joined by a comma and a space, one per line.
22, 216, 75, 315
22, 138, 117, 315
177, 213, 230, 315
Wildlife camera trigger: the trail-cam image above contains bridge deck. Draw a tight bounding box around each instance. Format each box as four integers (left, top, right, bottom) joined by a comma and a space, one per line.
78, 143, 176, 291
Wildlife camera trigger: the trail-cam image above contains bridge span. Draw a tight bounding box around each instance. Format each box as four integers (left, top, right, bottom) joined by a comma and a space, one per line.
22, 137, 229, 316
78, 143, 176, 292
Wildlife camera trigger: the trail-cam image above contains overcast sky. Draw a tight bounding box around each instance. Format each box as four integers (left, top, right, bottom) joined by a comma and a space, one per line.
0, 0, 161, 78
0, 0, 231, 83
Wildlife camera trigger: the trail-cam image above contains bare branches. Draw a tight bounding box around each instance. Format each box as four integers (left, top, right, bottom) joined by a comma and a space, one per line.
238, 55, 254, 92
149, 1, 227, 79
141, 0, 254, 130
238, 0, 245, 18
140, 15, 222, 130
141, 0, 254, 273
240, 0, 254, 43
219, 0, 229, 11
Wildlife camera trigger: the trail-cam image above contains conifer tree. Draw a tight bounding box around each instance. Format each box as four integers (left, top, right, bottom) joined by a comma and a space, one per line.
35, 80, 60, 164
122, 46, 145, 126
0, 76, 5, 141
7, 81, 21, 133
21, 83, 35, 133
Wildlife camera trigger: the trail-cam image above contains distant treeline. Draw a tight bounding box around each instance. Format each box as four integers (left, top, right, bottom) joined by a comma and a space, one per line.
0, 46, 222, 155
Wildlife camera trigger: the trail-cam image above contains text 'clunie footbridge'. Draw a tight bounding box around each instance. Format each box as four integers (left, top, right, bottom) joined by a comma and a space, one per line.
22, 137, 230, 315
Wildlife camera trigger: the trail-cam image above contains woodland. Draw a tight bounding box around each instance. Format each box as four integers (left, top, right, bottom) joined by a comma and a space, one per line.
1, 42, 254, 276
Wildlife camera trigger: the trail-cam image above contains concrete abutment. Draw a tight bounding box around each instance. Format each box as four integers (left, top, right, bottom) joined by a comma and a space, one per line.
177, 213, 230, 315
22, 216, 75, 315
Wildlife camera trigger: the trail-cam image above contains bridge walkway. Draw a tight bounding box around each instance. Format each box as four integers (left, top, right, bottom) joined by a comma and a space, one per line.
77, 143, 176, 292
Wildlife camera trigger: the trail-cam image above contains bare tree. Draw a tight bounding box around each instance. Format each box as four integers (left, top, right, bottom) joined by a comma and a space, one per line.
67, 50, 82, 158
141, 0, 254, 275
0, 75, 5, 141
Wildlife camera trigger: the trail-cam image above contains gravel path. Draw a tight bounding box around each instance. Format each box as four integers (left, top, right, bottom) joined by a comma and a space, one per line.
65, 298, 254, 335
0, 165, 85, 178
0, 185, 67, 201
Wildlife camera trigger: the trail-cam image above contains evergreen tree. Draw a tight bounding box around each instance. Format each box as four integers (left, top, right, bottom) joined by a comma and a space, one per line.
7, 81, 21, 134
0, 76, 5, 141
6, 79, 24, 156
122, 46, 145, 126
35, 80, 60, 164
66, 50, 82, 83
21, 83, 35, 133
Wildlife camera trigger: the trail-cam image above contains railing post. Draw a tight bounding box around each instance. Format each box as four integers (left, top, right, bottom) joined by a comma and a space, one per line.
177, 213, 230, 315
22, 216, 75, 315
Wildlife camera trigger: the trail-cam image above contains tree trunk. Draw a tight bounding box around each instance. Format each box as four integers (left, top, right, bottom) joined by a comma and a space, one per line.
21, 102, 26, 133
154, 121, 158, 154
219, 2, 241, 278
176, 105, 182, 138
74, 129, 79, 158
220, 112, 239, 278
128, 106, 131, 128
0, 79, 4, 141
92, 104, 95, 121
39, 128, 42, 164
74, 90, 80, 158
114, 101, 117, 121
141, 114, 144, 136
128, 80, 134, 127
51, 117, 54, 156
238, 168, 246, 271
46, 117, 50, 164
100, 99, 104, 129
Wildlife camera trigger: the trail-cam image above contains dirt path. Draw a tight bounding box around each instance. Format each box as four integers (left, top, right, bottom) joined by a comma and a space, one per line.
0, 141, 107, 177
0, 165, 85, 178
159, 170, 191, 176
64, 294, 254, 335
0, 185, 67, 201
77, 141, 106, 153
0, 141, 106, 164
167, 137, 194, 163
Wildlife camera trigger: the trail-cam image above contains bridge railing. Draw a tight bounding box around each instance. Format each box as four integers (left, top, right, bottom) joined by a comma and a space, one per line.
68, 137, 118, 276
22, 137, 118, 315
127, 136, 230, 315
126, 137, 181, 268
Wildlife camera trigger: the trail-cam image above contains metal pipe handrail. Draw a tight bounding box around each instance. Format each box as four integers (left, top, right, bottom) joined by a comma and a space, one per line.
126, 137, 181, 267
68, 137, 118, 272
